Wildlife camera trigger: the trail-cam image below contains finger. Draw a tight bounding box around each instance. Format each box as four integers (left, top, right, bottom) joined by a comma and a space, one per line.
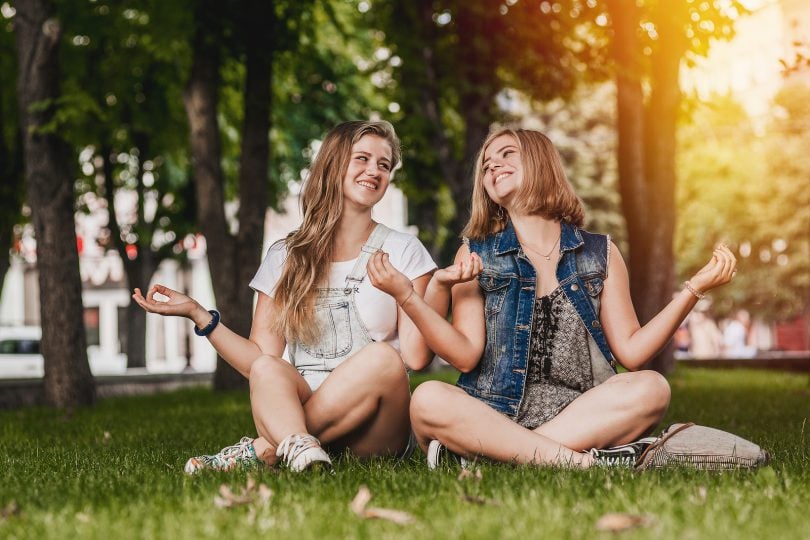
369, 251, 386, 276
152, 284, 177, 298
472, 253, 483, 275
144, 287, 158, 303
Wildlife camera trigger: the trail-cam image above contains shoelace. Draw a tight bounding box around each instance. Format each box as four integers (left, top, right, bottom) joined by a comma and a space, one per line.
277, 434, 320, 465
216, 437, 254, 460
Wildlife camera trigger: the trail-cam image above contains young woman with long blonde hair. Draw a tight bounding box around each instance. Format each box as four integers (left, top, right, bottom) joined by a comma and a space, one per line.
369, 127, 737, 468
134, 121, 437, 472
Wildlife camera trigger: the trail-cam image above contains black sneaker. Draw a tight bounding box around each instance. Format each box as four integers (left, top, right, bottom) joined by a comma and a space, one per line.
589, 437, 658, 468
426, 439, 470, 470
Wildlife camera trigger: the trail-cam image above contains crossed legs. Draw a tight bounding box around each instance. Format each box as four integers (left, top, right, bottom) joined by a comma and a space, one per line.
409, 370, 670, 468
247, 342, 411, 463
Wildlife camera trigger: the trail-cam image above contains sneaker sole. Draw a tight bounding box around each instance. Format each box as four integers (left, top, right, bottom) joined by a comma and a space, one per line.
426, 440, 442, 470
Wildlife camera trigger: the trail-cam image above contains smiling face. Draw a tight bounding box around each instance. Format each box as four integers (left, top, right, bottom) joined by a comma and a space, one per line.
481, 134, 523, 207
341, 134, 393, 210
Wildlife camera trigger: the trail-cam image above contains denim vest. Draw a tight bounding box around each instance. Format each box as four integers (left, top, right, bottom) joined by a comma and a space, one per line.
456, 221, 617, 417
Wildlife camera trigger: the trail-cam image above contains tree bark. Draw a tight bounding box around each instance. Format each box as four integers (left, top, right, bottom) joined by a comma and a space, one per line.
445, 3, 500, 260
184, 0, 271, 390
15, 0, 95, 407
606, 0, 649, 308
608, 1, 689, 374
640, 3, 689, 373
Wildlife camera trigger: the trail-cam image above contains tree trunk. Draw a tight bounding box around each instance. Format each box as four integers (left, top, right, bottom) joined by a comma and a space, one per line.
220, 0, 273, 391
445, 3, 500, 260
608, 1, 689, 374
15, 0, 95, 407
184, 0, 272, 390
606, 0, 649, 310
640, 4, 689, 373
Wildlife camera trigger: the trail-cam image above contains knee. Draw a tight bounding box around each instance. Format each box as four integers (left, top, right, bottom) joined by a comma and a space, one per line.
363, 342, 406, 382
628, 370, 671, 417
410, 380, 451, 428
248, 354, 287, 386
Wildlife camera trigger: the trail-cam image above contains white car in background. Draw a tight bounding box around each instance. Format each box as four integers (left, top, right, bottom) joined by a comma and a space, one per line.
0, 326, 126, 378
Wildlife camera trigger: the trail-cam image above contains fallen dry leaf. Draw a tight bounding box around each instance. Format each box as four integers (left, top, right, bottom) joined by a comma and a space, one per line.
457, 468, 483, 481
350, 485, 373, 515
257, 484, 274, 506
350, 485, 415, 525
595, 513, 655, 532
214, 478, 273, 509
0, 501, 20, 520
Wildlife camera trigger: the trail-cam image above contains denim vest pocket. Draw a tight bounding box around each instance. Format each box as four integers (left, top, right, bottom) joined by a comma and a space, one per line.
479, 272, 511, 316
582, 273, 604, 297
300, 300, 353, 359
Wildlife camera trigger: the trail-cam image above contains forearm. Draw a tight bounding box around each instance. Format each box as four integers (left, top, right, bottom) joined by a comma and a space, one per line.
189, 306, 263, 378
398, 277, 453, 370
614, 288, 698, 370
398, 283, 483, 372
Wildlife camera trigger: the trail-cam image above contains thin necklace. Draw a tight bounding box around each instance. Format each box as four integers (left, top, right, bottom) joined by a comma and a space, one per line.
523, 233, 561, 261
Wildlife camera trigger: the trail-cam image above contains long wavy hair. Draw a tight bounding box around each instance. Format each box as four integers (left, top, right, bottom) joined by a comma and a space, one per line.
462, 128, 585, 239
270, 120, 401, 345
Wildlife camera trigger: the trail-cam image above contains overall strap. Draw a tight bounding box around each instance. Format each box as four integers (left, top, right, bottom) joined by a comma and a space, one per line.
345, 223, 392, 290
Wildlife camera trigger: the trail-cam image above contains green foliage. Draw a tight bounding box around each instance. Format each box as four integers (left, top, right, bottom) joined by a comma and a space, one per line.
514, 83, 627, 249
270, 1, 388, 203
52, 0, 195, 260
0, 367, 807, 539
677, 88, 810, 321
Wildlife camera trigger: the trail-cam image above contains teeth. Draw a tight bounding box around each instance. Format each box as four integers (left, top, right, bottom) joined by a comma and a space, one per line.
357, 181, 377, 190
495, 173, 509, 182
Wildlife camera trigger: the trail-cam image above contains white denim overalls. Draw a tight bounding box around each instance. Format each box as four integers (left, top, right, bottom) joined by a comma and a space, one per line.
289, 223, 392, 391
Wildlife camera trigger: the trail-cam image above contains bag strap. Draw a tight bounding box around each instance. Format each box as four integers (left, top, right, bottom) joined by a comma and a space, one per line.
635, 422, 695, 471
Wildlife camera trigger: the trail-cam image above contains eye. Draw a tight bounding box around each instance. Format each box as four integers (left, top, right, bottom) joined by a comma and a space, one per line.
503, 150, 514, 157
379, 163, 391, 171
482, 164, 490, 173
356, 155, 368, 162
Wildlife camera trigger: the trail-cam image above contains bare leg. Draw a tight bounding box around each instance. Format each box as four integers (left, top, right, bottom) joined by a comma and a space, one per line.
248, 354, 313, 450
534, 370, 671, 450
410, 381, 592, 467
305, 342, 411, 457
248, 342, 410, 461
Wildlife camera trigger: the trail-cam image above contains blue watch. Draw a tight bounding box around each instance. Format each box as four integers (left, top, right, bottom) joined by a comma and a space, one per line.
194, 310, 220, 337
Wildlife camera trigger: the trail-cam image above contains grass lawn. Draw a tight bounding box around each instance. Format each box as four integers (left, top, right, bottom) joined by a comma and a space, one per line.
1, 367, 808, 539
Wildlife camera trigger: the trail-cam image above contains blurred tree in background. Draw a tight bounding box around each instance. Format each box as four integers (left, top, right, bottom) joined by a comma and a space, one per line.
678, 84, 810, 322
370, 0, 608, 261
605, 0, 746, 372
6, 0, 808, 405
14, 0, 95, 407
56, 0, 194, 369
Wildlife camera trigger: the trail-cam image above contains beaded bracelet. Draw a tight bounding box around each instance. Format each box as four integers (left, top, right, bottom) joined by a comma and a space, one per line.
194, 310, 221, 337
684, 281, 705, 300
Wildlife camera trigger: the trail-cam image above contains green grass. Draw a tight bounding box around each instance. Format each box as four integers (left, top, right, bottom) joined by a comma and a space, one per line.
1, 367, 808, 539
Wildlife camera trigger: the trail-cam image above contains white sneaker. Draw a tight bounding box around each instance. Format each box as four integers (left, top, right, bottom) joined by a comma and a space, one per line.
183, 436, 258, 474
275, 433, 332, 472
426, 439, 469, 470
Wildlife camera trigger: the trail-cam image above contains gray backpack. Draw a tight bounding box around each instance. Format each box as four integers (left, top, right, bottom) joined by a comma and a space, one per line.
636, 423, 770, 471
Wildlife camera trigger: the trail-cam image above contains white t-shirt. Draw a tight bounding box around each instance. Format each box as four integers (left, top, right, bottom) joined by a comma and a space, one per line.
249, 229, 436, 350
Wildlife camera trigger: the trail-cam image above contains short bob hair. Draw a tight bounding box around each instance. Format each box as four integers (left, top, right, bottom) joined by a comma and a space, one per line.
462, 128, 585, 239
